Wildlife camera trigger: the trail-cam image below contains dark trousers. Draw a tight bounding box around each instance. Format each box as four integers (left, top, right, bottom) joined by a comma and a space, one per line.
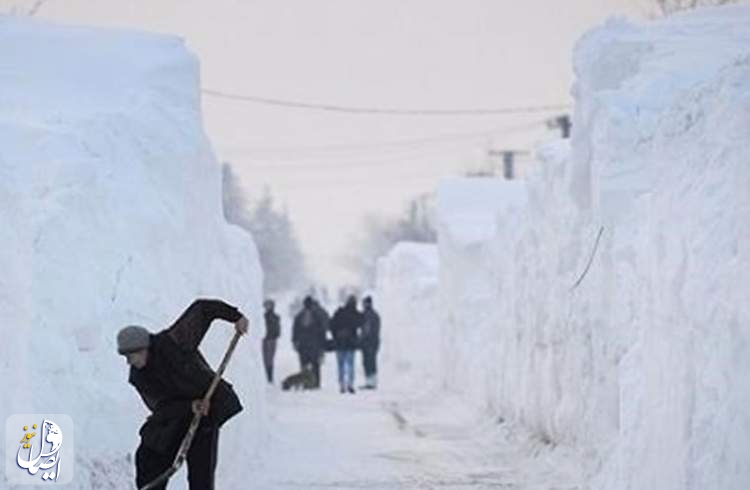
135, 423, 220, 490
362, 344, 379, 377
262, 338, 277, 383
298, 350, 321, 388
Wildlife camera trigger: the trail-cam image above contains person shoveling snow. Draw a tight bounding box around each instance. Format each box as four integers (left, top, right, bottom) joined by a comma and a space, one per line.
116, 299, 249, 490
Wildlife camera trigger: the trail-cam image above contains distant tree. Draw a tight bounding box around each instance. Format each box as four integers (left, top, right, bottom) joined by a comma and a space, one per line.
654, 0, 738, 15
222, 163, 308, 294
2, 0, 47, 15
343, 193, 436, 286
222, 163, 253, 226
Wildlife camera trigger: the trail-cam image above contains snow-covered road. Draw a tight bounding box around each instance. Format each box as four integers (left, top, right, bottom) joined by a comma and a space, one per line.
248, 355, 583, 490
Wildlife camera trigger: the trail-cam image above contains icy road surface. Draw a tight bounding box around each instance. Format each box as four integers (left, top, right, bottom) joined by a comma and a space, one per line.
250, 356, 583, 490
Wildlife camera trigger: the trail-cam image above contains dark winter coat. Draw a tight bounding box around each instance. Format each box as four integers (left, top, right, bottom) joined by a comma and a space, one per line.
313, 303, 330, 334
264, 310, 281, 340
129, 299, 244, 455
330, 304, 364, 351
292, 307, 326, 357
360, 308, 381, 349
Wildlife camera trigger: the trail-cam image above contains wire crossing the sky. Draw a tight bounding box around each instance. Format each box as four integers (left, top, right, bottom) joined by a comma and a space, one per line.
202, 89, 570, 116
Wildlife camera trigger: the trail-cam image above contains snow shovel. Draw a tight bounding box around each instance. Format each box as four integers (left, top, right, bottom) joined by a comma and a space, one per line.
139, 330, 244, 490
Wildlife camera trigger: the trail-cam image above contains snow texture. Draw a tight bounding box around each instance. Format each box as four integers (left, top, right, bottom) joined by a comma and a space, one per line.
0, 17, 266, 489
379, 5, 750, 490
375, 242, 439, 384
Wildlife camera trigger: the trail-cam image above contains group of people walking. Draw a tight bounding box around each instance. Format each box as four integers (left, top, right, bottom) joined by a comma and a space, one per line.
262, 294, 381, 394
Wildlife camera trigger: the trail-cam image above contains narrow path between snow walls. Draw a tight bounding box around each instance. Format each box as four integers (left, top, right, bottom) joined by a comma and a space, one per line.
248, 347, 582, 489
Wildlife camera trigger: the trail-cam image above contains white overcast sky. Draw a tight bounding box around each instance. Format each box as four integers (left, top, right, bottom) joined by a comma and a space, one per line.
7, 0, 652, 287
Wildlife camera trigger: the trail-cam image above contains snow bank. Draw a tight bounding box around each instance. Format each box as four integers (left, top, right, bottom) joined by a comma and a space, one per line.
429, 6, 750, 490
574, 8, 750, 490
0, 18, 266, 489
374, 242, 439, 386
436, 177, 530, 412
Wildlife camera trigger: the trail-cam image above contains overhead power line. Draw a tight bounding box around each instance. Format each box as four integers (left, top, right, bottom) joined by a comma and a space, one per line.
202, 88, 570, 116
226, 142, 538, 171
231, 147, 479, 170
218, 120, 545, 157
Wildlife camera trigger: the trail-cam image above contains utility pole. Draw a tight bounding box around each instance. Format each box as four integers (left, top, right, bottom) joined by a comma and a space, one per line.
547, 114, 571, 139
502, 151, 514, 180
487, 150, 519, 180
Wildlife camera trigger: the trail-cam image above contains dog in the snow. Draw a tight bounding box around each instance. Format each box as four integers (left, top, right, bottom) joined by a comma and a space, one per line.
281, 368, 318, 391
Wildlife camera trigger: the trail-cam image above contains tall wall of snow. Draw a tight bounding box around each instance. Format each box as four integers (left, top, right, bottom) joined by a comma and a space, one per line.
0, 18, 266, 489
374, 242, 439, 388
575, 8, 750, 490
430, 6, 750, 490
436, 177, 532, 414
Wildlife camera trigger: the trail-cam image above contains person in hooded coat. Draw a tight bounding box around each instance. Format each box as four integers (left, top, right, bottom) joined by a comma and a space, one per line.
292, 296, 326, 388
359, 296, 381, 389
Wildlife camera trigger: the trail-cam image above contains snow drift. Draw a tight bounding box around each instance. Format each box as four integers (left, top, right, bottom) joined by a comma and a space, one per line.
379, 6, 750, 489
0, 18, 266, 489
374, 242, 439, 387
572, 8, 750, 490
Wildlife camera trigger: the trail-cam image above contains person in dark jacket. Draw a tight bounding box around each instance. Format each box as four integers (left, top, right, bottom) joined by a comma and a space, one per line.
116, 299, 249, 490
311, 298, 331, 365
330, 295, 364, 394
359, 296, 381, 390
262, 299, 281, 384
292, 296, 326, 388
311, 299, 330, 339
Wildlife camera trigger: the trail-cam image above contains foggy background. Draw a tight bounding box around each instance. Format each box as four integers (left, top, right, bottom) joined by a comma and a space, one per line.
3, 0, 653, 290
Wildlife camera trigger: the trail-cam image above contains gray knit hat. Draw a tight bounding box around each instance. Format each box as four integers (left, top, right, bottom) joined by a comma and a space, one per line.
116, 325, 151, 355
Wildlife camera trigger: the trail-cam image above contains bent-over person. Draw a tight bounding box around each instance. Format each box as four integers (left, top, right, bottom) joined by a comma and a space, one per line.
116, 298, 249, 490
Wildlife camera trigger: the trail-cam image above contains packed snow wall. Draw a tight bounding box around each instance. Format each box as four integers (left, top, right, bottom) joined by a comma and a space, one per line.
575, 8, 750, 490
374, 242, 439, 387
0, 18, 267, 489
435, 6, 750, 490
435, 177, 532, 412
